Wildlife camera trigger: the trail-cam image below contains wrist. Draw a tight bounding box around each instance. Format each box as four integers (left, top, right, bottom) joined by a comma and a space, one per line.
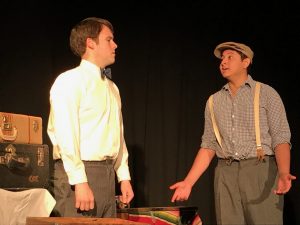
278, 172, 290, 177
183, 179, 194, 188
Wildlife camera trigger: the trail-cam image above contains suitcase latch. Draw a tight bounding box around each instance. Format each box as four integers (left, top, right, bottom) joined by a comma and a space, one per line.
1, 115, 12, 131
1, 115, 11, 130
5, 144, 16, 154
0, 115, 18, 141
37, 147, 45, 166
32, 120, 39, 133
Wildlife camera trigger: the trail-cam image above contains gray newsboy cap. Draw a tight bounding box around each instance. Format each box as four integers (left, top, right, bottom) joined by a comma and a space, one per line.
214, 41, 254, 63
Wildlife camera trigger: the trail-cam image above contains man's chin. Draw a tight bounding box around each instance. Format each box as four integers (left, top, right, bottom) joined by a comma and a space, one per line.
109, 59, 116, 65
221, 73, 230, 78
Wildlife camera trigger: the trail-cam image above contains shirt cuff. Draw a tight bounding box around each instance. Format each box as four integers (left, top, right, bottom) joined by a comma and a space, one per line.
116, 164, 131, 182
67, 167, 88, 185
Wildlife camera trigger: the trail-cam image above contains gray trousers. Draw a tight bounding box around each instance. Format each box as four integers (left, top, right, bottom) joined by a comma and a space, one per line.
214, 156, 283, 225
52, 160, 116, 218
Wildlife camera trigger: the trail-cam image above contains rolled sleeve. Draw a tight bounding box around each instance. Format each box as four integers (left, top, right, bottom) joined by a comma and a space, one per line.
265, 86, 291, 150
200, 99, 219, 152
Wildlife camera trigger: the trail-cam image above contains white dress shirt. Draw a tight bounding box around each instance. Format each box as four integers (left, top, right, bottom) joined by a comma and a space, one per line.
47, 60, 131, 185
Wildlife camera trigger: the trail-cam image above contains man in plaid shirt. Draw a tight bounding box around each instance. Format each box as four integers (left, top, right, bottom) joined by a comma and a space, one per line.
170, 41, 296, 225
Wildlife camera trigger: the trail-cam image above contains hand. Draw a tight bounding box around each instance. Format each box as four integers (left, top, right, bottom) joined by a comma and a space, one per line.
120, 180, 134, 204
75, 182, 95, 211
274, 173, 296, 195
169, 181, 192, 202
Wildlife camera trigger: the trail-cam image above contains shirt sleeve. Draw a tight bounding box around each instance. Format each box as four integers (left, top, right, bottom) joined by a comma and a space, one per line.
48, 74, 87, 185
112, 88, 131, 182
200, 97, 220, 151
114, 137, 131, 182
264, 85, 291, 150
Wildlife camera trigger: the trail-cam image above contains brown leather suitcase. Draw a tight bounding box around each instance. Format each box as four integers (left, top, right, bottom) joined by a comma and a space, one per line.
26, 217, 150, 225
0, 112, 42, 145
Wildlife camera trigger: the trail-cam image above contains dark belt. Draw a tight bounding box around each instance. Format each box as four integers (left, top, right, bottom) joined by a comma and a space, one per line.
218, 157, 239, 166
218, 155, 274, 166
55, 158, 114, 165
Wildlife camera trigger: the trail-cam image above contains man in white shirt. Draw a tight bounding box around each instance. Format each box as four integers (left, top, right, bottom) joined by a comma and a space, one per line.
47, 17, 134, 217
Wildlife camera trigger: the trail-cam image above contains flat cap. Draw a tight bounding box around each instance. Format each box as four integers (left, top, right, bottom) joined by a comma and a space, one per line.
214, 41, 254, 63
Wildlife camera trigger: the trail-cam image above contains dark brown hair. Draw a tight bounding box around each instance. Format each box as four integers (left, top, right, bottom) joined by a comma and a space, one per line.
69, 17, 114, 57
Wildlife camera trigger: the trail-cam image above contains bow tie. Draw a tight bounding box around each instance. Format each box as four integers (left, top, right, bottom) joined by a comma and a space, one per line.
101, 68, 112, 80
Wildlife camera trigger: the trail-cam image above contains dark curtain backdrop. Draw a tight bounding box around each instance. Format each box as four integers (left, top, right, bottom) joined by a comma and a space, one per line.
0, 1, 299, 224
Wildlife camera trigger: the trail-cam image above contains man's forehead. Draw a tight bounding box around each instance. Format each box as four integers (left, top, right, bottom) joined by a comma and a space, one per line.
100, 26, 114, 37
221, 49, 239, 56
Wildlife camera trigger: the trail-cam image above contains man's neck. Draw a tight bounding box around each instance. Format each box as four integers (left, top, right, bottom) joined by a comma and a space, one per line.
228, 74, 248, 97
82, 55, 103, 69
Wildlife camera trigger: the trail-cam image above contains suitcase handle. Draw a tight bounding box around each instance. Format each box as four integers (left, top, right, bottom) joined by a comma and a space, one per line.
6, 154, 30, 171
0, 144, 31, 171
0, 127, 18, 141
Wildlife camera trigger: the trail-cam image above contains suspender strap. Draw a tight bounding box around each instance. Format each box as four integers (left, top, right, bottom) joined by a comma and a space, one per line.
254, 82, 265, 161
208, 95, 222, 148
208, 95, 227, 158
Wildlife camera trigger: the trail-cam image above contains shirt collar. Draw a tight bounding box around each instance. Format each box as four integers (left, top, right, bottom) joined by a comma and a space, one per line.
79, 60, 112, 80
222, 75, 256, 91
79, 59, 102, 79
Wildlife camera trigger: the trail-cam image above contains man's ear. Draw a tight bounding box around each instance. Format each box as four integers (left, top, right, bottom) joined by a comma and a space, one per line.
86, 38, 96, 49
243, 58, 251, 68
